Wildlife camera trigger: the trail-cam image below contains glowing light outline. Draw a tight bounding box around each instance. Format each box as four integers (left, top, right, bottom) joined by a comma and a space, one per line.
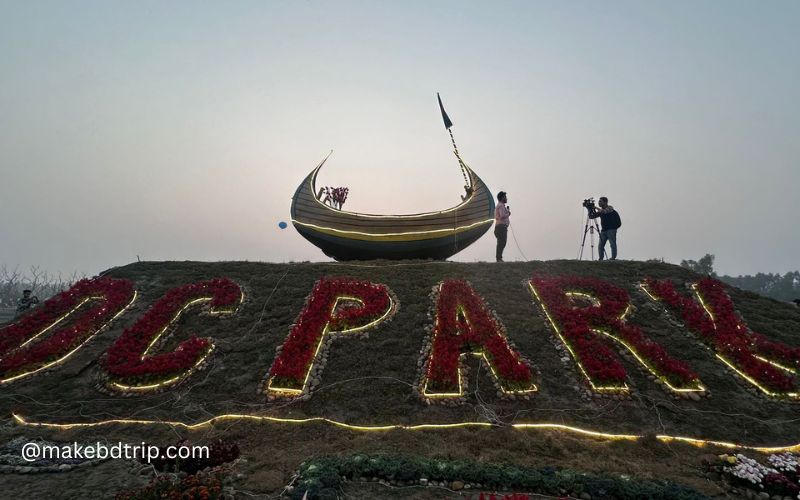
421, 284, 538, 399
0, 291, 138, 384
267, 293, 396, 396
106, 286, 244, 392
529, 281, 706, 394
529, 282, 628, 393
291, 218, 494, 239
641, 281, 800, 399
16, 297, 97, 350
12, 412, 800, 453
306, 161, 484, 219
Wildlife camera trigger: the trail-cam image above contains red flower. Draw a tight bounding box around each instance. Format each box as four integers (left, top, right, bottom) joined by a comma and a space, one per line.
102, 278, 241, 388
644, 277, 797, 394
267, 277, 394, 392
530, 275, 700, 391
423, 280, 535, 395
0, 278, 135, 381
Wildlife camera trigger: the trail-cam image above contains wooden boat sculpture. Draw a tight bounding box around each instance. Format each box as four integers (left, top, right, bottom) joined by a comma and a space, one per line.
290, 155, 495, 261
290, 95, 495, 261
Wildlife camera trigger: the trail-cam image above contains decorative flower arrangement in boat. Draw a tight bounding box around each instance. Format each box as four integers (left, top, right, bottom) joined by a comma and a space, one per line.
319, 186, 349, 209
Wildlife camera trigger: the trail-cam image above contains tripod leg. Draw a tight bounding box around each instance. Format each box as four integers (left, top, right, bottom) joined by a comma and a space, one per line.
578, 216, 592, 260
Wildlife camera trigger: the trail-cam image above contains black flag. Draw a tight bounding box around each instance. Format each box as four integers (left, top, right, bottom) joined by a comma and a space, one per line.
437, 92, 453, 130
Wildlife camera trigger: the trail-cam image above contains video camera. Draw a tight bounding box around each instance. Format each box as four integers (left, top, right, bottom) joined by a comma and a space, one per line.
582, 197, 596, 211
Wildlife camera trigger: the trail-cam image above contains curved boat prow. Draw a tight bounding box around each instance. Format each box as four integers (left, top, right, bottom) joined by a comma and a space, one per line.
290, 158, 494, 261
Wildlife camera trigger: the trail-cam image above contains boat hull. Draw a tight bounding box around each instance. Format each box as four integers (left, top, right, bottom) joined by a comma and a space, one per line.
293, 219, 492, 260
290, 155, 495, 261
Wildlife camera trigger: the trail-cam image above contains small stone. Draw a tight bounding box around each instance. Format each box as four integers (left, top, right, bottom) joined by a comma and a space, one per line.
451, 481, 464, 490
688, 392, 701, 402
419, 478, 428, 486
580, 493, 592, 500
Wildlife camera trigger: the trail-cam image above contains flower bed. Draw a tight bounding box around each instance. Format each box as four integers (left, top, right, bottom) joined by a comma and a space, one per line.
529, 275, 702, 393
101, 278, 242, 391
643, 277, 799, 396
706, 453, 800, 498
115, 468, 226, 500
266, 277, 396, 396
0, 277, 135, 383
419, 280, 536, 398
290, 454, 707, 500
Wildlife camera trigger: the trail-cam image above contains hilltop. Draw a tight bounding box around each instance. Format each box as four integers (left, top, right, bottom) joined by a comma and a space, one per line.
2, 259, 800, 498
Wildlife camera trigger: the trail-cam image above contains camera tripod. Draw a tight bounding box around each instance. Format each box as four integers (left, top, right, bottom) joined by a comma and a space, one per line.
578, 213, 601, 261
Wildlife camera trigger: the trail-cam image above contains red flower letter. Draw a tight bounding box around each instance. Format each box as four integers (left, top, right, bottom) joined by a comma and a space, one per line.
266, 277, 395, 396
0, 277, 135, 383
102, 278, 242, 392
529, 275, 702, 393
421, 280, 536, 398
644, 277, 800, 397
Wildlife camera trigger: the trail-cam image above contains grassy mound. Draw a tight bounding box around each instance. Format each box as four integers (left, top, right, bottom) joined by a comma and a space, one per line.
2, 259, 799, 498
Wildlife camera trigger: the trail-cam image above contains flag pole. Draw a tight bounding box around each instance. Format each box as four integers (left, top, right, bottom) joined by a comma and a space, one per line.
437, 93, 471, 188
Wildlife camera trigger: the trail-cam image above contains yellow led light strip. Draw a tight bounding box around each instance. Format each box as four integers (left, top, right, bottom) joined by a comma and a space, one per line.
291, 219, 494, 239
565, 292, 601, 308
307, 163, 483, 219
0, 291, 138, 385
108, 288, 244, 392
528, 283, 627, 393
566, 291, 633, 322
642, 282, 798, 398
690, 285, 798, 372
267, 294, 395, 395
535, 284, 705, 393
421, 286, 537, 399
591, 328, 705, 393
16, 297, 98, 350
12, 412, 800, 453
422, 351, 539, 399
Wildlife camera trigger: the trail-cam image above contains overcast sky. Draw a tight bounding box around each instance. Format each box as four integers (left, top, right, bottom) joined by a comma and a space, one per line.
1, 1, 798, 278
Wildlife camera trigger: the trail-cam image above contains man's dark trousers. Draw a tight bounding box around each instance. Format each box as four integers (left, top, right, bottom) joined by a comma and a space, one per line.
599, 228, 617, 260
494, 224, 508, 261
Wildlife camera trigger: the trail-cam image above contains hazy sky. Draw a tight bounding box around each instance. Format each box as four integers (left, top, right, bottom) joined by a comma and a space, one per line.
1, 1, 798, 278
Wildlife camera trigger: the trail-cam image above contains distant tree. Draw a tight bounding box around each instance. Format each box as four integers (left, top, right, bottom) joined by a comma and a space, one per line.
0, 265, 81, 309
680, 254, 716, 276
720, 271, 800, 302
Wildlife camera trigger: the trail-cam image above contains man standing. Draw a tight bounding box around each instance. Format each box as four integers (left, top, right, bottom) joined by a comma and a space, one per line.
589, 196, 622, 261
494, 191, 510, 262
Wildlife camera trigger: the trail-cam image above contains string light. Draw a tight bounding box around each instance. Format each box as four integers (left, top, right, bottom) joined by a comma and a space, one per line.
420, 284, 537, 399
530, 283, 706, 394
106, 288, 243, 392
16, 297, 97, 350
290, 219, 494, 240
12, 412, 800, 453
267, 294, 396, 396
528, 283, 628, 393
641, 282, 799, 399
305, 162, 485, 219
0, 291, 138, 385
